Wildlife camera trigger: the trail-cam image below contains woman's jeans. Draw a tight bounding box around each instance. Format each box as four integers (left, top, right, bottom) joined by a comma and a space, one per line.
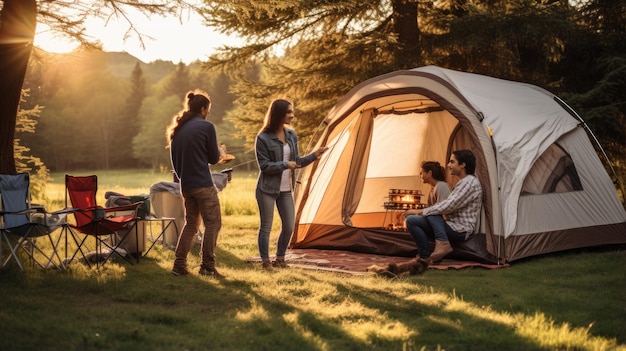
256, 189, 294, 261
175, 186, 221, 270
405, 214, 465, 259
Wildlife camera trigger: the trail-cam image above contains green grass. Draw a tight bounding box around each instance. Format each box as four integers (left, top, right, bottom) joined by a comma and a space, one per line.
1, 169, 625, 351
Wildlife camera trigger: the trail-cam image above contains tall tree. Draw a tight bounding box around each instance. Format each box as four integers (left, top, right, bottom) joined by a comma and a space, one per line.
556, 0, 626, 195
160, 62, 191, 98
132, 95, 180, 169
0, 0, 37, 174
0, 0, 191, 174
112, 61, 147, 168
200, 1, 581, 148
193, 67, 235, 125
426, 0, 576, 83
201, 0, 421, 148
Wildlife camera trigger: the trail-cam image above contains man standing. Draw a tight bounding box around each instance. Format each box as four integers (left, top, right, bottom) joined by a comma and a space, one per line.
166, 89, 224, 278
405, 149, 483, 263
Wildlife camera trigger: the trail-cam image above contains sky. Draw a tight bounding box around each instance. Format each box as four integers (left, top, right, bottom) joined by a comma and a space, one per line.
34, 8, 241, 64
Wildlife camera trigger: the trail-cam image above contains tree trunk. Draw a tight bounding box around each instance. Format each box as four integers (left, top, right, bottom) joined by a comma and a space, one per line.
0, 0, 37, 174
391, 0, 421, 69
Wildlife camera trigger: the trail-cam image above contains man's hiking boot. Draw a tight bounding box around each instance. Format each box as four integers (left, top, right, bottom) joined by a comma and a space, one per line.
199, 266, 225, 279
430, 240, 453, 262
171, 266, 189, 276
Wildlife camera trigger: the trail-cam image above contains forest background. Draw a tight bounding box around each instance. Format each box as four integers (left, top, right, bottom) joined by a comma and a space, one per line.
10, 0, 626, 201
18, 50, 247, 174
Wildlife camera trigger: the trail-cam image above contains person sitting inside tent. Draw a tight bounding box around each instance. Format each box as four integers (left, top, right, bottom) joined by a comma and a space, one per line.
369, 160, 452, 276
404, 149, 482, 264
407, 161, 451, 213
397, 161, 450, 257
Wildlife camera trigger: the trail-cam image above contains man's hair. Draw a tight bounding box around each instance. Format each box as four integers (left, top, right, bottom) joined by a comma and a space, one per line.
452, 149, 476, 175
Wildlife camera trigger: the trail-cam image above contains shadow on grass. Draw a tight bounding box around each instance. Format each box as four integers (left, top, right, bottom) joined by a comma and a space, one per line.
0, 245, 622, 351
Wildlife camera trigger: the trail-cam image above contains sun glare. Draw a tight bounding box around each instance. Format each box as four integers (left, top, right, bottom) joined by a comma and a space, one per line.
33, 11, 242, 64
34, 27, 79, 54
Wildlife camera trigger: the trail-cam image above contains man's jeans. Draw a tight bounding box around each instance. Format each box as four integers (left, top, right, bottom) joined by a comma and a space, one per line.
405, 215, 464, 259
256, 189, 294, 261
174, 186, 221, 271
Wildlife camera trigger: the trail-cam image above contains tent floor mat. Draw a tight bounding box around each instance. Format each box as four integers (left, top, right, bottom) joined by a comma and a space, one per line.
246, 248, 508, 274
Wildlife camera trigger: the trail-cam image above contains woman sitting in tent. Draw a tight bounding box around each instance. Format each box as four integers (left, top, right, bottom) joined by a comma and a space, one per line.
407, 160, 451, 212
402, 161, 450, 257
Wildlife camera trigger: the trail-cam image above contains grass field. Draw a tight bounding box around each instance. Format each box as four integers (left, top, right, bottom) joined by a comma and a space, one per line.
1, 169, 625, 351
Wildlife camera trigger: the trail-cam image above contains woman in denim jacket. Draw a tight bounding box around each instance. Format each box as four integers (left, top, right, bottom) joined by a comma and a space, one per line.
255, 99, 328, 270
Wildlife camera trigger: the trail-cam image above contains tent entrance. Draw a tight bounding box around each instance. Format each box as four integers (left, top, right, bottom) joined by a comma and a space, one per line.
347, 107, 459, 229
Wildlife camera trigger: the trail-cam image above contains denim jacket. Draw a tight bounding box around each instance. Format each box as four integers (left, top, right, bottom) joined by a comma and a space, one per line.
255, 128, 317, 195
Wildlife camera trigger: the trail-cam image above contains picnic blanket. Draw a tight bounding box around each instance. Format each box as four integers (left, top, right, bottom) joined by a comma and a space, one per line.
246, 248, 508, 274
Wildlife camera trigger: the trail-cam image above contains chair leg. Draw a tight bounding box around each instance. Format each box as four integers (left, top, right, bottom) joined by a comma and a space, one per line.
65, 222, 140, 269
143, 218, 176, 257
1, 232, 67, 270
1, 233, 24, 270
103, 222, 139, 266
66, 229, 93, 269
41, 234, 64, 270
23, 236, 63, 270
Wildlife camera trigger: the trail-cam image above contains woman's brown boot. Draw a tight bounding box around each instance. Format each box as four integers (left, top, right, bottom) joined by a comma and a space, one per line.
273, 257, 289, 268
262, 260, 273, 271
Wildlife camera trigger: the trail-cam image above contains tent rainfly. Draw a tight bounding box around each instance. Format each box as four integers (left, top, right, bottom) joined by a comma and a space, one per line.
291, 66, 626, 263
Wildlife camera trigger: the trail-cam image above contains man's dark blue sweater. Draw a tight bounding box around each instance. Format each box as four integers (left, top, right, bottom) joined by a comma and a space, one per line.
170, 115, 220, 192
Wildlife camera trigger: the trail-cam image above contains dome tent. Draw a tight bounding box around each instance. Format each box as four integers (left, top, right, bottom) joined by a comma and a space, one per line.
291, 66, 626, 263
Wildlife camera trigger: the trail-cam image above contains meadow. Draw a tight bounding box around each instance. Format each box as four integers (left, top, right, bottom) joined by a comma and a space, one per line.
0, 169, 624, 351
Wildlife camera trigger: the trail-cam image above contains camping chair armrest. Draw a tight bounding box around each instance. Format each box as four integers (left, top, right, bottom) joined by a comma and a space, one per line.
50, 207, 80, 215
33, 207, 76, 226
0, 208, 39, 215
77, 205, 102, 212
0, 206, 73, 217
73, 206, 107, 220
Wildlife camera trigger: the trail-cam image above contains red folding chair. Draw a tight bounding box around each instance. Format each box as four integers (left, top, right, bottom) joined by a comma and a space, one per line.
64, 174, 141, 268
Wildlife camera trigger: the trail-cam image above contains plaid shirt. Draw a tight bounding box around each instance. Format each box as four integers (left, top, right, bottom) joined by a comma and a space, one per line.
422, 174, 482, 236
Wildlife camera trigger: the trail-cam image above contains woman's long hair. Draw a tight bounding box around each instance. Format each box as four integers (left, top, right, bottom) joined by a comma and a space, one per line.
259, 99, 291, 134
422, 161, 447, 182
166, 89, 211, 142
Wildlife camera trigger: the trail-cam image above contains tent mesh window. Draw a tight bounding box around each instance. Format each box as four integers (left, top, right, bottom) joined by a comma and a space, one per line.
521, 143, 583, 195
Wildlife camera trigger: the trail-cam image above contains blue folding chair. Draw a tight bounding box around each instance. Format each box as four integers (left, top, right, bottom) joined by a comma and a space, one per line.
0, 173, 73, 270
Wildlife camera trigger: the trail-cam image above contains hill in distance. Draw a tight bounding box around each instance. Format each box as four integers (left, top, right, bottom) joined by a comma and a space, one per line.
31, 47, 197, 83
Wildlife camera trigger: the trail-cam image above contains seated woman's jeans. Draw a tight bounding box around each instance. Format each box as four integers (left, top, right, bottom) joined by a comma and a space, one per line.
256, 189, 295, 261
405, 214, 465, 259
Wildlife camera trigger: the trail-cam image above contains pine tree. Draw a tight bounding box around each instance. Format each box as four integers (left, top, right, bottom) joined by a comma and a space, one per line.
200, 0, 584, 149
161, 62, 191, 99
111, 62, 147, 168
556, 0, 626, 196
201, 1, 424, 148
